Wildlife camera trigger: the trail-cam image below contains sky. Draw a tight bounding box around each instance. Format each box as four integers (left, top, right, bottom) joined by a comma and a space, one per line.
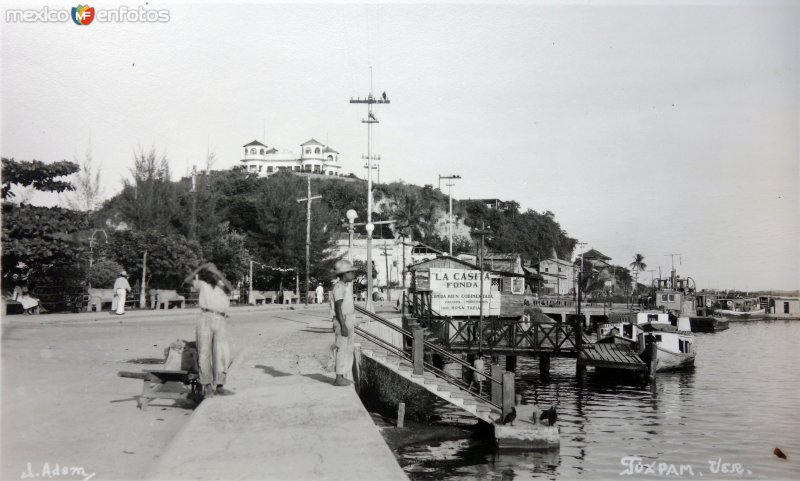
1, 1, 798, 291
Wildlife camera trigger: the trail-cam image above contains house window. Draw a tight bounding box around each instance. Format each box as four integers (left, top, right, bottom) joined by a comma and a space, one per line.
259, 149, 264, 155
668, 294, 675, 301
304, 165, 312, 172
267, 166, 273, 173
305, 148, 311, 154
294, 166, 300, 172
313, 165, 320, 173
250, 148, 256, 154
648, 314, 658, 323
558, 267, 562, 272
327, 155, 333, 161
258, 165, 262, 172
544, 267, 549, 273
314, 147, 320, 154
785, 302, 790, 314
328, 171, 333, 175
661, 294, 668, 302
655, 335, 662, 342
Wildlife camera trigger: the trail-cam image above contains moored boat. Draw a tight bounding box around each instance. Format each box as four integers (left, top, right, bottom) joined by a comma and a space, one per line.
597, 312, 695, 372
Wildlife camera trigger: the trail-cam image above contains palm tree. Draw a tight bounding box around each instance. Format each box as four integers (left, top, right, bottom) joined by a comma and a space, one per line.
629, 254, 647, 293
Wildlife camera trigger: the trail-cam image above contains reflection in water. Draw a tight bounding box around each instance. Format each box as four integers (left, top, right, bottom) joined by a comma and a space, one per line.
392, 322, 800, 480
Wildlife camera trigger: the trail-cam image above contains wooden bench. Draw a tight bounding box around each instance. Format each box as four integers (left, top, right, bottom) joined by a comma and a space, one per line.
149, 289, 186, 309
86, 288, 135, 312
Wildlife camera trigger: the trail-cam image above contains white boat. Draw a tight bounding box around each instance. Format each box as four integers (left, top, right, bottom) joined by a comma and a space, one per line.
713, 297, 765, 318
597, 312, 695, 372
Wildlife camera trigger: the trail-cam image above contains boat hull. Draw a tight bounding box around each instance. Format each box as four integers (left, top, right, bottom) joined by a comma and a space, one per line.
688, 316, 729, 332
640, 346, 696, 372
713, 308, 765, 318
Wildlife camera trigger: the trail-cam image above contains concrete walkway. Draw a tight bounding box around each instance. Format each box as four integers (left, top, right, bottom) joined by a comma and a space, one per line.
148, 308, 408, 481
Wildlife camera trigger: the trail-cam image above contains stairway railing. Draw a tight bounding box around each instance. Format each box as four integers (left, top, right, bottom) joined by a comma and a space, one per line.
355, 304, 512, 413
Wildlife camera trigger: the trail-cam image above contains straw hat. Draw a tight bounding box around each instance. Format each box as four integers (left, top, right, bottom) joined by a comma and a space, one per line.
120, 270, 128, 277
334, 259, 357, 275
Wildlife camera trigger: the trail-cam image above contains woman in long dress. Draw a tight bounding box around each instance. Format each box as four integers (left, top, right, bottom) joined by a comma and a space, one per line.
13, 285, 39, 315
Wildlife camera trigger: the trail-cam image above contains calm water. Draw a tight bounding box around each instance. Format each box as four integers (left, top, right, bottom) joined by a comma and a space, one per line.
394, 321, 800, 480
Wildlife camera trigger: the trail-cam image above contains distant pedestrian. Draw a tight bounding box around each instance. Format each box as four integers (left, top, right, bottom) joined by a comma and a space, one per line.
315, 282, 325, 304
113, 270, 131, 315
184, 263, 235, 398
467, 351, 485, 395
332, 259, 358, 386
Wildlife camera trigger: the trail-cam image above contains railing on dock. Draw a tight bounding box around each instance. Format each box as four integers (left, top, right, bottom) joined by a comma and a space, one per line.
354, 305, 515, 418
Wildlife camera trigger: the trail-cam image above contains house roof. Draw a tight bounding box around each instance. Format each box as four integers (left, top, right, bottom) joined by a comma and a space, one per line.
322, 146, 339, 154
583, 248, 611, 261
265, 148, 278, 154
301, 138, 325, 146
243, 140, 268, 147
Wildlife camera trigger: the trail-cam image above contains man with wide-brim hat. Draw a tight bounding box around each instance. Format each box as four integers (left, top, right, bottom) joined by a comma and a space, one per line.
113, 270, 131, 315
331, 259, 358, 386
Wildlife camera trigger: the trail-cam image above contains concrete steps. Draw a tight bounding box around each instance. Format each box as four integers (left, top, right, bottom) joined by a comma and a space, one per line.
359, 345, 501, 424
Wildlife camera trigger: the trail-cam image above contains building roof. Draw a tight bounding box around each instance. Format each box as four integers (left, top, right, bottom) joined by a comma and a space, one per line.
582, 248, 611, 261
322, 146, 339, 154
265, 148, 278, 154
243, 140, 268, 147
301, 138, 325, 146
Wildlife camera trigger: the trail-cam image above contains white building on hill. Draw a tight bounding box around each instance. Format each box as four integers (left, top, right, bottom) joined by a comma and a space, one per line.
240, 139, 343, 177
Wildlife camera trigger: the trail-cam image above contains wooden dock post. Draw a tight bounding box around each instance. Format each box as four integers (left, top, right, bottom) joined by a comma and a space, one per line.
491, 363, 503, 406
506, 355, 517, 373
397, 402, 405, 428
648, 334, 658, 380
502, 371, 515, 420
412, 324, 424, 376
539, 355, 551, 380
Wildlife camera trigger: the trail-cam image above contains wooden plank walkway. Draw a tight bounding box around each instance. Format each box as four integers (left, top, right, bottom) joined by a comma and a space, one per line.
579, 342, 646, 371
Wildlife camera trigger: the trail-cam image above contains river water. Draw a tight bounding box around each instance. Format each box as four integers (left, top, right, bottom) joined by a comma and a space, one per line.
392, 320, 800, 480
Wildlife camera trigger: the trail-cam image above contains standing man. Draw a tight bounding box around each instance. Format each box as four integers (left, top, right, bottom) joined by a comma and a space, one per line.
332, 259, 358, 386
184, 263, 234, 398
113, 270, 131, 315
315, 282, 325, 304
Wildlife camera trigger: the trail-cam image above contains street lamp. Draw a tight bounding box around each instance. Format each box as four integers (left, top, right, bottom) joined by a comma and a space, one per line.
346, 209, 358, 263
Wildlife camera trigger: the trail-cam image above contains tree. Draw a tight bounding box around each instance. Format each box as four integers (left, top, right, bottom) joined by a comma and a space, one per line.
630, 254, 647, 293
1, 158, 79, 200
108, 230, 202, 289
67, 148, 103, 211
114, 148, 179, 232
2, 158, 88, 286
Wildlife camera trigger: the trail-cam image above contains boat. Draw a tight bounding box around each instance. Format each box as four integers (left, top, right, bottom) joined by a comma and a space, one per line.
713, 297, 765, 318
650, 270, 729, 332
596, 312, 696, 372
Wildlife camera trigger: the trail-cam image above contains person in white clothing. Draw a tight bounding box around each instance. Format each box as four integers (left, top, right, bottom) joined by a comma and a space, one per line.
113, 271, 131, 315
315, 282, 325, 304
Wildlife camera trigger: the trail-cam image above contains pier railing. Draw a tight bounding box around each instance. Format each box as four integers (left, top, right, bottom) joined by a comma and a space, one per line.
354, 305, 515, 417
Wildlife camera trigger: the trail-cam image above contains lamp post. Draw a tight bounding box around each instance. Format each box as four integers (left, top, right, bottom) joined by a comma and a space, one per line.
438, 174, 461, 256
365, 222, 375, 311
346, 209, 358, 263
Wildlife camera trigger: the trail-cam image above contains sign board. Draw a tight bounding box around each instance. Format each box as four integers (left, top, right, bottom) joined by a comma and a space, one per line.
429, 268, 501, 316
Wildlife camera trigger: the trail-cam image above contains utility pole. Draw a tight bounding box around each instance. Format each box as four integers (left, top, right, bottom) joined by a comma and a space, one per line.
379, 242, 392, 302
575, 242, 587, 313
363, 154, 380, 184
297, 176, 322, 307
189, 165, 197, 241
439, 174, 461, 256
472, 224, 492, 352
350, 66, 389, 311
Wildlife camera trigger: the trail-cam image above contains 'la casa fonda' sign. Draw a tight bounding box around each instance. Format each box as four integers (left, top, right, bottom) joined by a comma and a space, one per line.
428, 268, 501, 316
